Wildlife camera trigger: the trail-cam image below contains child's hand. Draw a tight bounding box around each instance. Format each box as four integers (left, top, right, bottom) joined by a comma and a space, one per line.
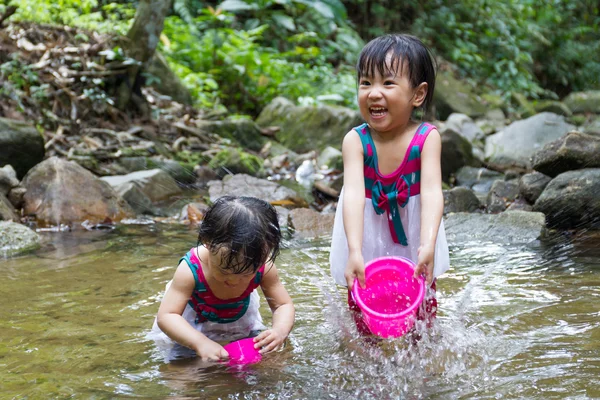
195, 339, 229, 361
415, 244, 435, 285
253, 328, 286, 354
345, 251, 365, 289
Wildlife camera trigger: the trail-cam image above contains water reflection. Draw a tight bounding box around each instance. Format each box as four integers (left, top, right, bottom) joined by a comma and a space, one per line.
0, 226, 599, 398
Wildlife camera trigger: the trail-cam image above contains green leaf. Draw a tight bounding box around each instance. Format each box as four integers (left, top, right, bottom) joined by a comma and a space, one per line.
218, 0, 256, 12
271, 13, 296, 31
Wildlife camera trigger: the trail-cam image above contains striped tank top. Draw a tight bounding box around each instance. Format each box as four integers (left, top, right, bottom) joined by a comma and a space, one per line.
181, 248, 264, 324
355, 122, 436, 246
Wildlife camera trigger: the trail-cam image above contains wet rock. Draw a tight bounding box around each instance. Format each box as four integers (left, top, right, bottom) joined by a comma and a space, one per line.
256, 97, 362, 153
506, 198, 533, 212
289, 208, 335, 239
101, 169, 183, 203
455, 166, 503, 194
0, 165, 19, 196
533, 168, 600, 230
0, 193, 19, 221
0, 118, 45, 179
111, 182, 156, 215
486, 180, 519, 213
208, 174, 305, 207
443, 187, 481, 214
22, 157, 134, 226
485, 112, 575, 169
531, 131, 600, 178
563, 91, 600, 113
445, 211, 546, 244
0, 221, 41, 257
445, 113, 485, 141
441, 129, 479, 183
519, 172, 551, 204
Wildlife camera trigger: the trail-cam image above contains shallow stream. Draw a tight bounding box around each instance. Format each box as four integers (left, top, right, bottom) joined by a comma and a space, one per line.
1, 224, 599, 399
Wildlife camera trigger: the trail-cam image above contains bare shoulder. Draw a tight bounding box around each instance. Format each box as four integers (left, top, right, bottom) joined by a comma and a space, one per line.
261, 261, 281, 285
423, 127, 441, 150
342, 129, 363, 154
171, 260, 196, 291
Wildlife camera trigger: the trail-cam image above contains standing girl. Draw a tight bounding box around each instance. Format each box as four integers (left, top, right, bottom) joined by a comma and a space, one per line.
150, 196, 295, 361
329, 34, 450, 331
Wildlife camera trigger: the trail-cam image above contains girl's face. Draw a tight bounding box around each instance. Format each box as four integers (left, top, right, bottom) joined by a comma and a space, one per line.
357, 55, 427, 135
209, 247, 256, 288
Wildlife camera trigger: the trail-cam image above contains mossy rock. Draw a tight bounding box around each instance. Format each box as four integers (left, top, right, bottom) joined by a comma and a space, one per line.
533, 100, 572, 117
433, 70, 488, 120
208, 148, 265, 177
563, 91, 600, 113
0, 221, 41, 256
256, 97, 363, 154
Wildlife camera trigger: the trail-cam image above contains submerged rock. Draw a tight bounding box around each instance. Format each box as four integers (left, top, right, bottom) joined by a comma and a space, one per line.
445, 211, 546, 244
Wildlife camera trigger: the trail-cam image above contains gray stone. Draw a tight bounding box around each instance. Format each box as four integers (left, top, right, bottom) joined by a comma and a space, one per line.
256, 97, 363, 153
112, 182, 156, 215
455, 166, 503, 193
441, 129, 479, 182
444, 211, 546, 244
0, 193, 19, 222
485, 112, 575, 168
208, 174, 305, 207
443, 187, 481, 214
531, 131, 600, 177
0, 221, 41, 257
289, 208, 335, 239
519, 172, 551, 204
317, 146, 343, 170
22, 157, 134, 226
563, 91, 600, 113
533, 169, 600, 229
486, 180, 519, 213
0, 164, 19, 196
445, 113, 485, 141
0, 118, 45, 179
101, 169, 182, 203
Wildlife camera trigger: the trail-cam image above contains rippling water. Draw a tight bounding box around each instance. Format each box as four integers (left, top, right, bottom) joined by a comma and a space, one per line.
0, 224, 599, 399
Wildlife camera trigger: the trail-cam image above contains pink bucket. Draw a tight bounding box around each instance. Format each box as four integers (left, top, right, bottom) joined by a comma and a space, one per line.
351, 256, 425, 338
223, 338, 262, 365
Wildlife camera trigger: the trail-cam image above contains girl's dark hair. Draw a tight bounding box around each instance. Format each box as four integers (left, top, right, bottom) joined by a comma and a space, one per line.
197, 196, 281, 274
357, 34, 437, 113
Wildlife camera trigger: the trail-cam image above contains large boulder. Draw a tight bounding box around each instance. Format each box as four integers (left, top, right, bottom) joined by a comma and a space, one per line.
433, 70, 488, 120
0, 118, 45, 179
0, 221, 41, 257
563, 91, 600, 114
533, 169, 600, 229
22, 157, 134, 226
256, 97, 363, 153
531, 131, 600, 177
208, 174, 305, 206
444, 211, 546, 244
101, 169, 182, 203
484, 112, 575, 169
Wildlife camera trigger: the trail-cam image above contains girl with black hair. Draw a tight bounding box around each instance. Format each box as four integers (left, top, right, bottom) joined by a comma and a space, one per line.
150, 196, 294, 361
330, 34, 450, 333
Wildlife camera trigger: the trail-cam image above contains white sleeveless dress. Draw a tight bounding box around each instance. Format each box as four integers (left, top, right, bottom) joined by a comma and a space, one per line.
329, 123, 450, 286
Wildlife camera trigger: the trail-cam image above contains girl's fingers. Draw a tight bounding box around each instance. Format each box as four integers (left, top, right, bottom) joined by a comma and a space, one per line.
254, 333, 272, 349
260, 339, 279, 354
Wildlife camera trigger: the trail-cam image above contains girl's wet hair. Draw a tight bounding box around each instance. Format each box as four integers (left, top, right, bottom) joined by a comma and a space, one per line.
357, 34, 437, 112
197, 196, 281, 274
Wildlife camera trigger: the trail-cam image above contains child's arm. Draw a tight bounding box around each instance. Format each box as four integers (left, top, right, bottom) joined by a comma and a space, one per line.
415, 129, 444, 285
156, 262, 229, 361
254, 263, 295, 354
341, 130, 366, 289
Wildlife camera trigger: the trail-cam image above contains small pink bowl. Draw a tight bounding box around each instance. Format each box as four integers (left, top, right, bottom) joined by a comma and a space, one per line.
223, 338, 262, 365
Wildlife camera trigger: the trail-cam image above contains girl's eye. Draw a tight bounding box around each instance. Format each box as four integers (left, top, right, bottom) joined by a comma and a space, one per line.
384, 81, 395, 86
360, 80, 371, 86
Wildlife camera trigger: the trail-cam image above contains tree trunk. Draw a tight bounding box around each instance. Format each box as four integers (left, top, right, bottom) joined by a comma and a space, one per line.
116, 0, 173, 114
